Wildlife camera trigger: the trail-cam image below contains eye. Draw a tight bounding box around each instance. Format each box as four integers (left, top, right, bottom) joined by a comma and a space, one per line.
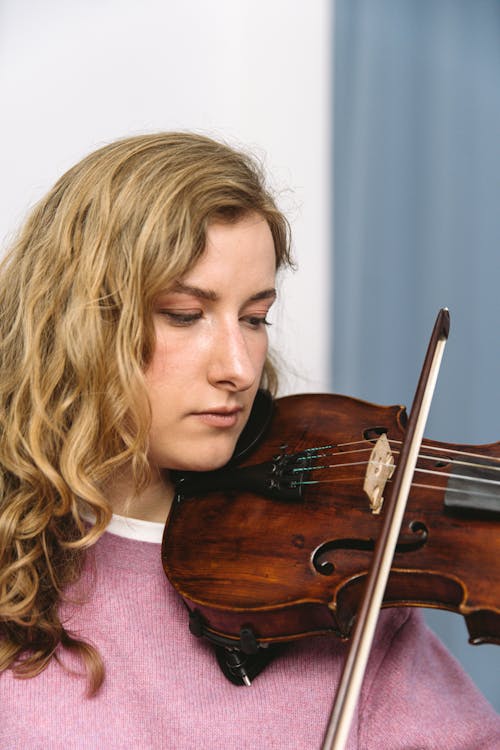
159, 310, 203, 326
243, 315, 271, 329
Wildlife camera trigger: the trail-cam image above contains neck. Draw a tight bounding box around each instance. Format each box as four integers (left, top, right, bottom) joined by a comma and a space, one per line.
105, 466, 175, 523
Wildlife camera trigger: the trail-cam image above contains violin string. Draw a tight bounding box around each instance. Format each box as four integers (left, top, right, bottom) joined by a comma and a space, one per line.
293, 476, 499, 503
408, 481, 498, 498
296, 438, 500, 467
294, 461, 500, 492
290, 442, 500, 488
295, 438, 500, 471
294, 457, 500, 488
295, 452, 500, 480
388, 438, 500, 466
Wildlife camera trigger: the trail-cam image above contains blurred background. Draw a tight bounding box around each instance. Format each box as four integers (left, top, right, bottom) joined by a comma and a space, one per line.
1, 0, 498, 711
333, 0, 500, 712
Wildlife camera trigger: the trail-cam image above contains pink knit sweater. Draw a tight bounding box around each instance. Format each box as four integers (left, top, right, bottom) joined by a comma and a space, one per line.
1, 516, 499, 749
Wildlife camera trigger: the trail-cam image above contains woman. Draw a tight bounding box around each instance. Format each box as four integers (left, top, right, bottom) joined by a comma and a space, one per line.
0, 132, 498, 749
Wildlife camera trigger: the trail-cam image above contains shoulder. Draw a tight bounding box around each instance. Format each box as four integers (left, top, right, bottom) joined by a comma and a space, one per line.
358, 608, 500, 749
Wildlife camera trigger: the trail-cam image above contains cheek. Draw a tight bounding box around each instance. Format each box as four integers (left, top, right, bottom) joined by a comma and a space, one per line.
253, 336, 270, 371
144, 336, 169, 388
145, 327, 193, 386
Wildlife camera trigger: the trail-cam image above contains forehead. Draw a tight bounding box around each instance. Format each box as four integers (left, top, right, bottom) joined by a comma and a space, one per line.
184, 214, 276, 284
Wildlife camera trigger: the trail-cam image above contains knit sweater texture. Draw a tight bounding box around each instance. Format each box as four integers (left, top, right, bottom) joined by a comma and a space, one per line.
1, 517, 499, 749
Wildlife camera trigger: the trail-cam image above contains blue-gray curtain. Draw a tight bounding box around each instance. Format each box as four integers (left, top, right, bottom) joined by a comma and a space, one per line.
333, 0, 500, 710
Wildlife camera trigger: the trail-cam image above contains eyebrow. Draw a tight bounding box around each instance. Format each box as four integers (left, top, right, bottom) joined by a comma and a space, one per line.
171, 282, 277, 303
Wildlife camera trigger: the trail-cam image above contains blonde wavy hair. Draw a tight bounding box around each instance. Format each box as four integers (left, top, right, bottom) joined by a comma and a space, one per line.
0, 132, 292, 693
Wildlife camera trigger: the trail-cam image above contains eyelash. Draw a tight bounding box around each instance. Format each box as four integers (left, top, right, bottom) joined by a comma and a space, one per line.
245, 316, 271, 329
159, 311, 271, 329
160, 311, 202, 326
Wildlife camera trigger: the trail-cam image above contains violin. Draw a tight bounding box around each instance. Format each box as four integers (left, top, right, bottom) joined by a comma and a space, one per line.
163, 387, 500, 653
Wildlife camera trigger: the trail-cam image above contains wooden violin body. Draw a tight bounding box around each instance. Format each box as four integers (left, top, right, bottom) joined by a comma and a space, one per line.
162, 393, 500, 652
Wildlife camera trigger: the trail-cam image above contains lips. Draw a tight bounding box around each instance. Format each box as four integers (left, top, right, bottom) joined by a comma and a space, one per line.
192, 406, 243, 428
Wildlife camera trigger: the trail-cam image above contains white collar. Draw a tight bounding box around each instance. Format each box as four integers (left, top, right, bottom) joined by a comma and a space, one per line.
105, 513, 165, 543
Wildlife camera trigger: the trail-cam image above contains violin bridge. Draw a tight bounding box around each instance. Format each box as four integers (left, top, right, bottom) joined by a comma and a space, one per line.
363, 433, 395, 514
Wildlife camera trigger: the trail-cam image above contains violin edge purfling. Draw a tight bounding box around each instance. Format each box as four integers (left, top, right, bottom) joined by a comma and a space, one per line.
163, 390, 500, 653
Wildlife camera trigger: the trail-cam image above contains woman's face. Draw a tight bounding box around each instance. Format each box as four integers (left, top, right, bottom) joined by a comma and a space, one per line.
144, 213, 277, 473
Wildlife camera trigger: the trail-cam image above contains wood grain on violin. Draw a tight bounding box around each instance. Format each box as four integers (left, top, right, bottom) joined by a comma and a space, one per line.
162, 393, 500, 650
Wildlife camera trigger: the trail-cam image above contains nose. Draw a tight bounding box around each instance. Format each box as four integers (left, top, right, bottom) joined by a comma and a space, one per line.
207, 322, 260, 392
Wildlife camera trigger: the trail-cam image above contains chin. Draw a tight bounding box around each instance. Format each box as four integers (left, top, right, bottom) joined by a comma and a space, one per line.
183, 454, 233, 474
168, 442, 237, 474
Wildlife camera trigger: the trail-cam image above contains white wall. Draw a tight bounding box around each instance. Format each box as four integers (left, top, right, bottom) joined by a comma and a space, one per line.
0, 0, 332, 394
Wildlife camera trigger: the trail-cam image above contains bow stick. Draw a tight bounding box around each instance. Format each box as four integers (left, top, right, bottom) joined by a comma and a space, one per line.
321, 308, 450, 750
